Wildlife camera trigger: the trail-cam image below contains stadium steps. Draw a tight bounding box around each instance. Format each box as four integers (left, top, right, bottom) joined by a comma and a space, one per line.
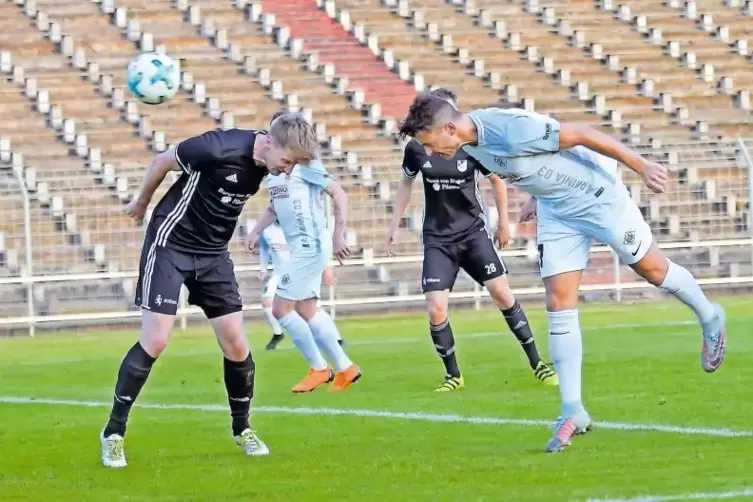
259, 0, 416, 119
0, 3, 156, 272
611, 0, 753, 136
422, 0, 692, 139
475, 0, 716, 137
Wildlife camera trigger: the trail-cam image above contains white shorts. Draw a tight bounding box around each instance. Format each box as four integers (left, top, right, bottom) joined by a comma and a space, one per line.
274, 252, 328, 301
536, 196, 652, 279
261, 273, 279, 300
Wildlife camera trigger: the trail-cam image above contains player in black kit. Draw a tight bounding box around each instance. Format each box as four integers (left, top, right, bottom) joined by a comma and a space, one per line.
100, 113, 320, 468
387, 89, 557, 392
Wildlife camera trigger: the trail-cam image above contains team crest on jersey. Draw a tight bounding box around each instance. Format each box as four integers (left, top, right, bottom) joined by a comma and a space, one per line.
281, 274, 291, 286
493, 156, 507, 168
623, 231, 636, 245
457, 160, 468, 172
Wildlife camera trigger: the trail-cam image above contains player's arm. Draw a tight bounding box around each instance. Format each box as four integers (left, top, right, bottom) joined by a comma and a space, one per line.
257, 234, 271, 280
245, 203, 276, 253
487, 174, 510, 248
300, 159, 351, 263
387, 142, 421, 255
133, 148, 181, 206
558, 124, 668, 193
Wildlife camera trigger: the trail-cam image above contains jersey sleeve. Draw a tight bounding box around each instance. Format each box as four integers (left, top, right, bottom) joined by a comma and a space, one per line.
174, 130, 221, 174
475, 161, 494, 178
401, 140, 423, 179
299, 159, 336, 189
470, 108, 560, 157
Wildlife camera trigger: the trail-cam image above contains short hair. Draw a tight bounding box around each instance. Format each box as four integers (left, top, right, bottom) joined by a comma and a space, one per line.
269, 112, 318, 162
270, 110, 286, 126
429, 87, 457, 103
398, 92, 460, 140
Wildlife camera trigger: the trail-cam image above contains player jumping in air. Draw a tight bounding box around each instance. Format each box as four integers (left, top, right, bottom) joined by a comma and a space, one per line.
246, 113, 360, 393
257, 219, 344, 350
398, 93, 727, 452
386, 88, 557, 392
101, 114, 323, 467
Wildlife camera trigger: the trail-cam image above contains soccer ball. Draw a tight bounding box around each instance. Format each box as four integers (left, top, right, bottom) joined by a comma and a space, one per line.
126, 52, 180, 105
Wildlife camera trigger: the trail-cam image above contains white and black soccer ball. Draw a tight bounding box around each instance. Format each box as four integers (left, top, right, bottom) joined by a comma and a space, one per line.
126, 52, 180, 105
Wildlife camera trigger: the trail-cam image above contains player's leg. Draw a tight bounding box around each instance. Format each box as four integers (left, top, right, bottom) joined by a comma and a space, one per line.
101, 244, 182, 468
537, 213, 593, 452
422, 244, 464, 391
261, 274, 284, 350
273, 260, 332, 392
297, 298, 361, 392
605, 200, 726, 372
192, 253, 268, 456
459, 229, 557, 385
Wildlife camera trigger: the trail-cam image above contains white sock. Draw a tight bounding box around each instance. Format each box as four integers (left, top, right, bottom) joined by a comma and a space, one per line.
278, 311, 327, 370
262, 306, 283, 335
660, 260, 715, 324
548, 309, 586, 418
317, 308, 342, 341
308, 310, 353, 372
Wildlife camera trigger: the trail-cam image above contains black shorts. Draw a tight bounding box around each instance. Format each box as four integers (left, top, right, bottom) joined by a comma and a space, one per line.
421, 228, 507, 293
134, 233, 242, 319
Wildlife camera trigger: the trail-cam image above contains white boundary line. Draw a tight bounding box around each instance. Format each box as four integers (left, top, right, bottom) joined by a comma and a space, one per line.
0, 320, 697, 368
586, 488, 753, 501
1, 396, 752, 438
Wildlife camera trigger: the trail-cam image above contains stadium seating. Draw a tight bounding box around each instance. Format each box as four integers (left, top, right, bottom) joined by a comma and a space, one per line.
0, 0, 751, 324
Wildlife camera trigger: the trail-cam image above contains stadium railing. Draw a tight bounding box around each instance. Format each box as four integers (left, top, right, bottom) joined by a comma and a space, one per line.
1, 138, 753, 336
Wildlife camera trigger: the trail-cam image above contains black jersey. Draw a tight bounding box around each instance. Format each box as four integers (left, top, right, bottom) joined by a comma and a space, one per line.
150, 128, 268, 255
402, 139, 493, 242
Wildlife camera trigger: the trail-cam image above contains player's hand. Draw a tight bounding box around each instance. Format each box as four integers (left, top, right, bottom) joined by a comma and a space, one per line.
125, 197, 147, 224
333, 232, 350, 265
258, 269, 268, 282
386, 227, 398, 257
495, 224, 510, 248
322, 266, 337, 287
642, 161, 669, 194
245, 231, 261, 254
518, 196, 537, 223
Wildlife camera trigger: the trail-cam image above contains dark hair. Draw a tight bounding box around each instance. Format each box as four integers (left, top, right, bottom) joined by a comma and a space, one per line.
429, 87, 457, 103
398, 92, 459, 140
270, 110, 286, 125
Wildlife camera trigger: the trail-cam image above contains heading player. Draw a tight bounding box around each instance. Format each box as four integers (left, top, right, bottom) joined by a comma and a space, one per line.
256, 219, 344, 350
101, 114, 322, 467
246, 113, 360, 393
398, 93, 727, 452
387, 88, 556, 392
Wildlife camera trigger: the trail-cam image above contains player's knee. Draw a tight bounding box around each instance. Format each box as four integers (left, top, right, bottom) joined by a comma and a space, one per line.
632, 248, 669, 287
222, 334, 250, 361
544, 286, 579, 312
139, 330, 170, 357
487, 278, 515, 310
426, 299, 448, 325
272, 301, 292, 320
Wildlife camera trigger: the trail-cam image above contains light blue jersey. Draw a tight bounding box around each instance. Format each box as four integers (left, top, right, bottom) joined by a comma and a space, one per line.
266, 159, 334, 256
258, 223, 290, 272
266, 160, 335, 301
463, 108, 626, 218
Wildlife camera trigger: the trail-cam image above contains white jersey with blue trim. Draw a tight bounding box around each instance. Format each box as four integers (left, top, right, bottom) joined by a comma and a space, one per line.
462, 108, 627, 218
258, 223, 290, 271
266, 159, 334, 256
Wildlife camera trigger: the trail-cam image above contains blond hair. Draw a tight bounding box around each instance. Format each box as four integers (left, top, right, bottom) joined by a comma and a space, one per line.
269, 113, 318, 162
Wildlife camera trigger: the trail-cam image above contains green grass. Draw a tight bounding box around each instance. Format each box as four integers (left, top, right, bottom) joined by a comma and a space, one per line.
1, 299, 752, 502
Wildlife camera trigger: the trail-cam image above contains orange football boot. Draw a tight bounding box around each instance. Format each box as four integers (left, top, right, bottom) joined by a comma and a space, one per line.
328, 364, 362, 392
291, 367, 334, 393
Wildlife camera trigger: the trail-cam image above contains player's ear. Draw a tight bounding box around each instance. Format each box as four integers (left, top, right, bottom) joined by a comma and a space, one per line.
444, 121, 457, 136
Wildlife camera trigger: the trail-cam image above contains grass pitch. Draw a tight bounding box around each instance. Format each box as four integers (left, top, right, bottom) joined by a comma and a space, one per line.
0, 299, 752, 502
